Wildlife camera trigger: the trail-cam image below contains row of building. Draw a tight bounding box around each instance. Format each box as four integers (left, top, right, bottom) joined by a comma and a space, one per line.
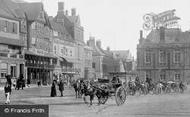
0, 0, 134, 85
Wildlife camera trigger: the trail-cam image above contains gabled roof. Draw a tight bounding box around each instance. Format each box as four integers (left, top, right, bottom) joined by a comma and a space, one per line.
54, 11, 76, 40
112, 50, 132, 60
0, 0, 25, 19
18, 2, 42, 21
50, 19, 63, 33
92, 46, 105, 56
97, 46, 113, 57
50, 18, 74, 42
67, 15, 81, 26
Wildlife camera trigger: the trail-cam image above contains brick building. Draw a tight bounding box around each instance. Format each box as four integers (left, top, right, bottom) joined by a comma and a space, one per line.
19, 2, 56, 85
137, 27, 190, 83
54, 2, 85, 78
50, 2, 76, 84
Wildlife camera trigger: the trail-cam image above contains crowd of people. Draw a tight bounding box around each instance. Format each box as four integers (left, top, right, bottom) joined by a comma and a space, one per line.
126, 76, 186, 95
2, 73, 187, 105
2, 74, 66, 104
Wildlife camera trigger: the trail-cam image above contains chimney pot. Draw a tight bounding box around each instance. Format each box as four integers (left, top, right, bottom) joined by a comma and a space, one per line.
140, 30, 143, 39
160, 27, 165, 42
107, 47, 110, 51
58, 2, 64, 12
96, 40, 101, 48
71, 8, 76, 16
65, 10, 68, 16
88, 37, 96, 47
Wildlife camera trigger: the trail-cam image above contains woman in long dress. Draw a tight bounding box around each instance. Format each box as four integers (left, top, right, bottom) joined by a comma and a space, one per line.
50, 80, 57, 97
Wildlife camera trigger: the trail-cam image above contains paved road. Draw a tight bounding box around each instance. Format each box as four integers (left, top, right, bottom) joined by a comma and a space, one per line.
0, 85, 190, 117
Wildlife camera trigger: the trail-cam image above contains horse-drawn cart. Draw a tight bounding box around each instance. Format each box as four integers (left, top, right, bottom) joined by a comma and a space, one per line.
92, 78, 126, 106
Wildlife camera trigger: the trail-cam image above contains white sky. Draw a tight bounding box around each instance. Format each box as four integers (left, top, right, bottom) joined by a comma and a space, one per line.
25, 0, 190, 58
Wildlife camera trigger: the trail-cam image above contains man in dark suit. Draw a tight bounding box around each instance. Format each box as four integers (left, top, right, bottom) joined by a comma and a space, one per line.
58, 80, 64, 97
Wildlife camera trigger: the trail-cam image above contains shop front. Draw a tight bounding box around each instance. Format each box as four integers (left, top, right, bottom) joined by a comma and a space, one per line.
25, 51, 56, 85
0, 56, 24, 84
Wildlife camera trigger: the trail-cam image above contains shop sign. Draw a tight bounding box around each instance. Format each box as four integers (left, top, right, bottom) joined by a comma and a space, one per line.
29, 48, 49, 56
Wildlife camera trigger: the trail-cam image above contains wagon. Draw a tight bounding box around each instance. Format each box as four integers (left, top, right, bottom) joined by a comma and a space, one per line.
91, 78, 126, 106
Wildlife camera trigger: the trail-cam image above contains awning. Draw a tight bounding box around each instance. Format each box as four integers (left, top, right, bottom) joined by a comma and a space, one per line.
60, 57, 73, 64
25, 50, 56, 58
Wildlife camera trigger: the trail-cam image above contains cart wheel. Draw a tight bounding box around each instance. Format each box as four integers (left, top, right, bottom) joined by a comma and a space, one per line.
115, 86, 126, 106
99, 96, 108, 104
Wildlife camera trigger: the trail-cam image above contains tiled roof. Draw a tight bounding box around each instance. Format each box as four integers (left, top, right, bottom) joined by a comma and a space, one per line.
53, 14, 76, 42
0, 0, 18, 18
18, 2, 42, 21
0, 0, 27, 21
50, 19, 65, 34
97, 46, 113, 57
50, 18, 75, 43
146, 28, 190, 44
54, 14, 74, 38
112, 50, 132, 60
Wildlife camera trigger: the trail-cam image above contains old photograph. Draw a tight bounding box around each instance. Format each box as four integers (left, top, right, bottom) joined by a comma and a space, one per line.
0, 0, 190, 117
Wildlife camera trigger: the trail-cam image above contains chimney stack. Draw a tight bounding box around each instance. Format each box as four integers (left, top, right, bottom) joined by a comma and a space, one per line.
107, 47, 110, 51
71, 8, 76, 16
140, 30, 143, 39
87, 37, 95, 47
58, 2, 64, 12
65, 10, 68, 16
96, 40, 101, 48
160, 27, 165, 42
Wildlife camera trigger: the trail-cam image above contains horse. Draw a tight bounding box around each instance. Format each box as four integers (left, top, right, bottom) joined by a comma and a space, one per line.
80, 80, 96, 105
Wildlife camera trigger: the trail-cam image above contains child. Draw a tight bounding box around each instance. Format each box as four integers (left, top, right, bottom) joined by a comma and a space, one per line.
4, 82, 12, 104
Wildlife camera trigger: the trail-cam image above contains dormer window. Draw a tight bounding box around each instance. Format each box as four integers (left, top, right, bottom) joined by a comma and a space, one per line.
39, 11, 44, 20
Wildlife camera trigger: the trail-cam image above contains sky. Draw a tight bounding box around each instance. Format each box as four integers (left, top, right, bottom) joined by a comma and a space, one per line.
25, 0, 190, 58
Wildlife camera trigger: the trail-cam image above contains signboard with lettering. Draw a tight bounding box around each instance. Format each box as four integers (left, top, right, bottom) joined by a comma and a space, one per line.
29, 48, 49, 56
143, 9, 180, 30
